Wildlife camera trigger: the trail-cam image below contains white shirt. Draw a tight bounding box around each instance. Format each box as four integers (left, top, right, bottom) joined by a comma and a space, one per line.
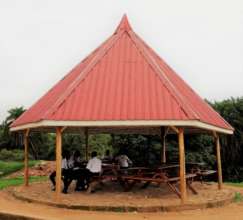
116, 155, 132, 168
86, 157, 102, 173
61, 158, 68, 169
61, 158, 73, 170
72, 156, 82, 170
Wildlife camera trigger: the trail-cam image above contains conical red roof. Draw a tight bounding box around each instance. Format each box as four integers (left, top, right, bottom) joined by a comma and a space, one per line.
11, 15, 233, 134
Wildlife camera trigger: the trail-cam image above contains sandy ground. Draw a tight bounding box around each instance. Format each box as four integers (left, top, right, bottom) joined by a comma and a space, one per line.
2, 162, 243, 219
11, 181, 234, 208
0, 189, 243, 220
6, 161, 55, 178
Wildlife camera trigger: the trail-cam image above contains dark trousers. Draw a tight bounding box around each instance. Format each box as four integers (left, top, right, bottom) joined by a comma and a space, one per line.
49, 169, 72, 192
71, 169, 84, 190
78, 169, 100, 189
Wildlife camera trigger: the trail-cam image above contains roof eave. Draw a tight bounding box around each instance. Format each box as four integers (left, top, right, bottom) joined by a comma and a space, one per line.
10, 119, 233, 135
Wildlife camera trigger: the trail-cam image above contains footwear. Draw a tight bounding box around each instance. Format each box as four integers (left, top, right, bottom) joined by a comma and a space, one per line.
62, 189, 68, 194
75, 187, 85, 191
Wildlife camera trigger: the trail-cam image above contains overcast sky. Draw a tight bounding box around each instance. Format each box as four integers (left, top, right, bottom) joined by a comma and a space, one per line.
0, 0, 243, 121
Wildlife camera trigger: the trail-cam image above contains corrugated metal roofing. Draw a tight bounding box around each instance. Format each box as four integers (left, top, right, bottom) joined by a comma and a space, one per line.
11, 15, 233, 132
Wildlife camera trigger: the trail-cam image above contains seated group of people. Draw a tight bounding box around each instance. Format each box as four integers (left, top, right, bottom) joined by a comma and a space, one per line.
49, 149, 132, 194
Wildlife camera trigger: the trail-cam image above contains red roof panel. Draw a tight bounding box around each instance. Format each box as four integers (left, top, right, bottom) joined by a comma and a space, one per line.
11, 15, 233, 132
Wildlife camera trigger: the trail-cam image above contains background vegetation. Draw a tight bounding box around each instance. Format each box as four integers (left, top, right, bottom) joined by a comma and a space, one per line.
0, 97, 242, 182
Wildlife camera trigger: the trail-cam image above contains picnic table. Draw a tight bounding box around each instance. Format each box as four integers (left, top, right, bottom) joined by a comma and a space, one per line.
120, 172, 197, 198
186, 162, 216, 183
87, 162, 214, 195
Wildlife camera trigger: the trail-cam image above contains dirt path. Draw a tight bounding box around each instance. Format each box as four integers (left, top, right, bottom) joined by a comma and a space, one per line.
0, 190, 243, 220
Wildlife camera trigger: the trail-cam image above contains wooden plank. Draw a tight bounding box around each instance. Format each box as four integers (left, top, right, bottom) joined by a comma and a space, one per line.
213, 131, 223, 190
167, 182, 181, 198
187, 181, 198, 195
158, 164, 179, 170
178, 127, 187, 204
24, 129, 30, 186
55, 127, 62, 199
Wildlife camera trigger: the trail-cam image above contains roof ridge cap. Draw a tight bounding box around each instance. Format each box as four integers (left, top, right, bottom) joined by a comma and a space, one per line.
115, 14, 132, 34
42, 30, 125, 119
127, 30, 200, 119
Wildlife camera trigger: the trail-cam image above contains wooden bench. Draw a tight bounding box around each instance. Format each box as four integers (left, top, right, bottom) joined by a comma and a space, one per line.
196, 170, 217, 183
87, 174, 117, 193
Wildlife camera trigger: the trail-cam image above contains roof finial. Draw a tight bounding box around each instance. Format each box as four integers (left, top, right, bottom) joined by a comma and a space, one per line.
115, 14, 132, 34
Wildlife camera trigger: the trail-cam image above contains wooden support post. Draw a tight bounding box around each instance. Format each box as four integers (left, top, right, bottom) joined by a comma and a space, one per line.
160, 127, 166, 164
213, 131, 223, 190
178, 127, 187, 204
85, 128, 89, 161
24, 129, 30, 186
55, 127, 62, 199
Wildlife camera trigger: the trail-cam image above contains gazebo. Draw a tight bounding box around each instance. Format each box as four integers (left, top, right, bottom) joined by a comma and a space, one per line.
10, 15, 233, 204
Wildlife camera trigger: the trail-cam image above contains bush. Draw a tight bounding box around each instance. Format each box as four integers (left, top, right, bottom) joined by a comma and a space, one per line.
0, 148, 25, 161
233, 192, 243, 203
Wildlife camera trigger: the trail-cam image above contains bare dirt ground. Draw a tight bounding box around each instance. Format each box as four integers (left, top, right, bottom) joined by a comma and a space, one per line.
6, 161, 55, 178
0, 189, 243, 220
2, 162, 243, 219
11, 181, 234, 208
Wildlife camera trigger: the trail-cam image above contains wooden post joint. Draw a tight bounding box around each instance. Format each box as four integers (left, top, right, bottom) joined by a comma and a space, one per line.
212, 131, 218, 139
24, 128, 30, 137
170, 126, 180, 134
60, 126, 67, 133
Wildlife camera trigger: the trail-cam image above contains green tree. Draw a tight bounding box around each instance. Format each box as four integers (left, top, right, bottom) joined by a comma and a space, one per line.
0, 106, 25, 148
211, 97, 243, 181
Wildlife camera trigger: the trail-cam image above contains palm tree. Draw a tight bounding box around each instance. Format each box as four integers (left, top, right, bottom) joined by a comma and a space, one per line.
0, 106, 25, 148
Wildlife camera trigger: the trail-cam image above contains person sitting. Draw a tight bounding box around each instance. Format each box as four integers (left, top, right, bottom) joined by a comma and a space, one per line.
71, 150, 85, 191
78, 151, 102, 190
115, 150, 133, 169
72, 150, 82, 169
102, 149, 113, 163
49, 149, 73, 193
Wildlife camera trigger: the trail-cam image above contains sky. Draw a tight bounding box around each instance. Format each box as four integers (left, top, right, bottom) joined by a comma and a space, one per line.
0, 0, 243, 121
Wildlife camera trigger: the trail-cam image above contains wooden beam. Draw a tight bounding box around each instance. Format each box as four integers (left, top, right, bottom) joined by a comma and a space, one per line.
24, 129, 30, 186
178, 128, 187, 204
170, 126, 179, 134
55, 127, 62, 199
60, 126, 67, 133
85, 128, 89, 161
213, 131, 223, 190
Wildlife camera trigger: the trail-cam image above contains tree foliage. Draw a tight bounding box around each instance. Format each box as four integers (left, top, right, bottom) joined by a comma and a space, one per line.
211, 97, 243, 181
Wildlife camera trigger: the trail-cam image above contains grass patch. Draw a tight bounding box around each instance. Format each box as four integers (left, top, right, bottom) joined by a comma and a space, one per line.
233, 192, 243, 203
226, 182, 243, 188
0, 160, 39, 177
0, 176, 48, 190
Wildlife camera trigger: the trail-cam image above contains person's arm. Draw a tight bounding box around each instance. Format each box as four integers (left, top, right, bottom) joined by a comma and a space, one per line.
127, 156, 133, 166
86, 159, 91, 170
62, 159, 68, 169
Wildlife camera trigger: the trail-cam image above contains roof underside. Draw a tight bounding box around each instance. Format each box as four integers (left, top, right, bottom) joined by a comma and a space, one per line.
11, 15, 233, 134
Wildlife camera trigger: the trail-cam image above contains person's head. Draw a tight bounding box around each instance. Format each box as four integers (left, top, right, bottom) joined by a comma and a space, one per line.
73, 150, 81, 159
62, 150, 70, 159
105, 149, 110, 156
91, 151, 97, 158
119, 148, 127, 155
